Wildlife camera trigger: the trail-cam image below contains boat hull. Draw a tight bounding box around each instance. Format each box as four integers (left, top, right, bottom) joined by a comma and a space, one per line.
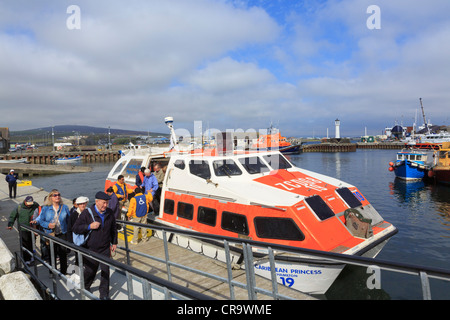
433, 167, 450, 185
151, 222, 395, 295
394, 161, 428, 180
255, 144, 302, 155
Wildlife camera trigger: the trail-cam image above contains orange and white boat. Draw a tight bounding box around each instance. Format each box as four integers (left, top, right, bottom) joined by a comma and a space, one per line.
105, 117, 397, 294
250, 124, 301, 154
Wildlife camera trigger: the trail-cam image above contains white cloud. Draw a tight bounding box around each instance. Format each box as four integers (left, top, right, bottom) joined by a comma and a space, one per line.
1, 0, 450, 137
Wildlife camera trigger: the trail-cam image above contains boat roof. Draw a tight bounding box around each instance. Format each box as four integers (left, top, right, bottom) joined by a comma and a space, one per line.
164, 149, 354, 207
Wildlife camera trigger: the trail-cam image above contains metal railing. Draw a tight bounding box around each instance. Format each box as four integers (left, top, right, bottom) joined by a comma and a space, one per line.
17, 223, 213, 300
17, 220, 450, 300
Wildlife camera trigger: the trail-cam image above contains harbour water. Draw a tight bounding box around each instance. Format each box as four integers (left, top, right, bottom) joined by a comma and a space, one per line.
29, 149, 450, 300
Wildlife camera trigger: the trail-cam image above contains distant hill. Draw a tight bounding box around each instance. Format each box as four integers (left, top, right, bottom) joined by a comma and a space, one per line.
10, 125, 168, 137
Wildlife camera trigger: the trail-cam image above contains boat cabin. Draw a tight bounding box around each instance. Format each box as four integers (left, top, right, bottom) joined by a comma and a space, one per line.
156, 151, 389, 254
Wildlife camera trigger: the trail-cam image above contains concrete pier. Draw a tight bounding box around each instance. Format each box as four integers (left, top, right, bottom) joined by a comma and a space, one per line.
0, 163, 92, 178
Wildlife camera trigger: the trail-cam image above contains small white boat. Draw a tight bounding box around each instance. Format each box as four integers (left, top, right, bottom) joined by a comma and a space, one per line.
54, 156, 83, 164
0, 158, 28, 163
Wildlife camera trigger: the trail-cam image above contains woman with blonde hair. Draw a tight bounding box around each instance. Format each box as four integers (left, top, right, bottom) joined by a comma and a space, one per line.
36, 189, 70, 274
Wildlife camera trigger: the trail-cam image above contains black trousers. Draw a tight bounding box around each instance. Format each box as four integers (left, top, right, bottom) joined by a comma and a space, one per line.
8, 183, 17, 198
83, 247, 111, 299
40, 233, 68, 274
21, 229, 33, 262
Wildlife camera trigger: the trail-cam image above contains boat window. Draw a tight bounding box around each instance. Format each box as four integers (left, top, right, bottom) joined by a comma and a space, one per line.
262, 154, 292, 170
189, 160, 211, 180
221, 211, 249, 235
254, 217, 305, 241
335, 187, 362, 208
197, 206, 217, 227
164, 199, 175, 215
212, 159, 242, 177
409, 155, 415, 161
111, 159, 127, 177
177, 202, 194, 220
416, 155, 422, 161
304, 195, 335, 221
238, 157, 270, 174
174, 160, 185, 170
124, 159, 142, 177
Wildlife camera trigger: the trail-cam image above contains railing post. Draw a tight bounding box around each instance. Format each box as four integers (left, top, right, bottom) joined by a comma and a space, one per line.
78, 251, 86, 300
123, 221, 131, 265
243, 243, 257, 300
162, 231, 172, 282
420, 271, 432, 300
224, 240, 235, 299
268, 247, 279, 299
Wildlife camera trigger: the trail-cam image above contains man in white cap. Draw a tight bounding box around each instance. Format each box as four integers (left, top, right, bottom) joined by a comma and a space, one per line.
72, 191, 118, 300
5, 169, 18, 199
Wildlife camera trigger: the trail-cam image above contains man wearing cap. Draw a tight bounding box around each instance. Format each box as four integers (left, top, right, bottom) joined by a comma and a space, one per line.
72, 191, 118, 300
7, 196, 40, 264
5, 169, 19, 199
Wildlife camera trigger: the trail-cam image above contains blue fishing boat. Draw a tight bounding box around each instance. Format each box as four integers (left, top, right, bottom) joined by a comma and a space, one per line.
389, 149, 435, 181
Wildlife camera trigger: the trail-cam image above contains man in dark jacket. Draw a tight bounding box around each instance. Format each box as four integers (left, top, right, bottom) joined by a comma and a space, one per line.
5, 169, 19, 199
7, 196, 40, 264
72, 191, 118, 300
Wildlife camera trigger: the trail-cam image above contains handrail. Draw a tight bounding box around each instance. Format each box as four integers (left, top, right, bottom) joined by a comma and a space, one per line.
17, 220, 450, 300
116, 219, 450, 300
17, 223, 214, 300
120, 219, 450, 281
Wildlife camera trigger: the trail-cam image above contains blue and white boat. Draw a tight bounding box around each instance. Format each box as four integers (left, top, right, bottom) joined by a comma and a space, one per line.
54, 155, 83, 164
389, 149, 436, 181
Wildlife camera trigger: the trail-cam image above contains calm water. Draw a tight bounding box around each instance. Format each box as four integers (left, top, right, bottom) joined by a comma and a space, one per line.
30, 150, 450, 300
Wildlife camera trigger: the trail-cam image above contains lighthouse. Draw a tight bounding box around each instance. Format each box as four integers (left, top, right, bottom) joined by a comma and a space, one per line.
335, 119, 341, 140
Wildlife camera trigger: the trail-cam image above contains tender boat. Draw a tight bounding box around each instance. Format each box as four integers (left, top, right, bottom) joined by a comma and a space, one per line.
388, 148, 436, 181
105, 117, 397, 295
428, 142, 450, 185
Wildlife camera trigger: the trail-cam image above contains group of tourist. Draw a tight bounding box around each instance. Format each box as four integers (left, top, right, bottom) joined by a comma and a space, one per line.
7, 189, 117, 300
5, 162, 166, 300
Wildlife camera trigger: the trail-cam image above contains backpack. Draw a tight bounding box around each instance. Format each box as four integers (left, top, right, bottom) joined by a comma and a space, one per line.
73, 208, 95, 246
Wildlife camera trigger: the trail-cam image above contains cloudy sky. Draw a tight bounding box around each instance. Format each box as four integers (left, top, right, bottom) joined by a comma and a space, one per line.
1, 0, 449, 137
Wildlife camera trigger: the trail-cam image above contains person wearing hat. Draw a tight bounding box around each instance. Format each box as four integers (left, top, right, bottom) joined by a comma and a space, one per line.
5, 169, 19, 199
67, 196, 89, 244
72, 191, 118, 300
7, 195, 40, 264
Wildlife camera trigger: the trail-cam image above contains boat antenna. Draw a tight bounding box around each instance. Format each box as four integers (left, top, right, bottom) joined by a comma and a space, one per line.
165, 116, 178, 151
419, 98, 431, 134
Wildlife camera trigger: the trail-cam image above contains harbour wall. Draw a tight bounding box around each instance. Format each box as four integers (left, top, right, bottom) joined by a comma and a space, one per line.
1, 150, 120, 164
302, 142, 404, 152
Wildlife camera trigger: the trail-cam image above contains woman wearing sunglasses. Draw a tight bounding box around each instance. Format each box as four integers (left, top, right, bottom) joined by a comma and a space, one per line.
35, 189, 70, 275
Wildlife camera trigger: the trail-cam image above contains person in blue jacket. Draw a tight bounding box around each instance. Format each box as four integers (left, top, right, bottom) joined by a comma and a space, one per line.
72, 191, 118, 300
5, 169, 18, 199
35, 189, 70, 274
141, 168, 158, 197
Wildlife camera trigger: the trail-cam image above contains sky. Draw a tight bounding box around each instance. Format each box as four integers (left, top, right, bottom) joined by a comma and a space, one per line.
1, 0, 449, 137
